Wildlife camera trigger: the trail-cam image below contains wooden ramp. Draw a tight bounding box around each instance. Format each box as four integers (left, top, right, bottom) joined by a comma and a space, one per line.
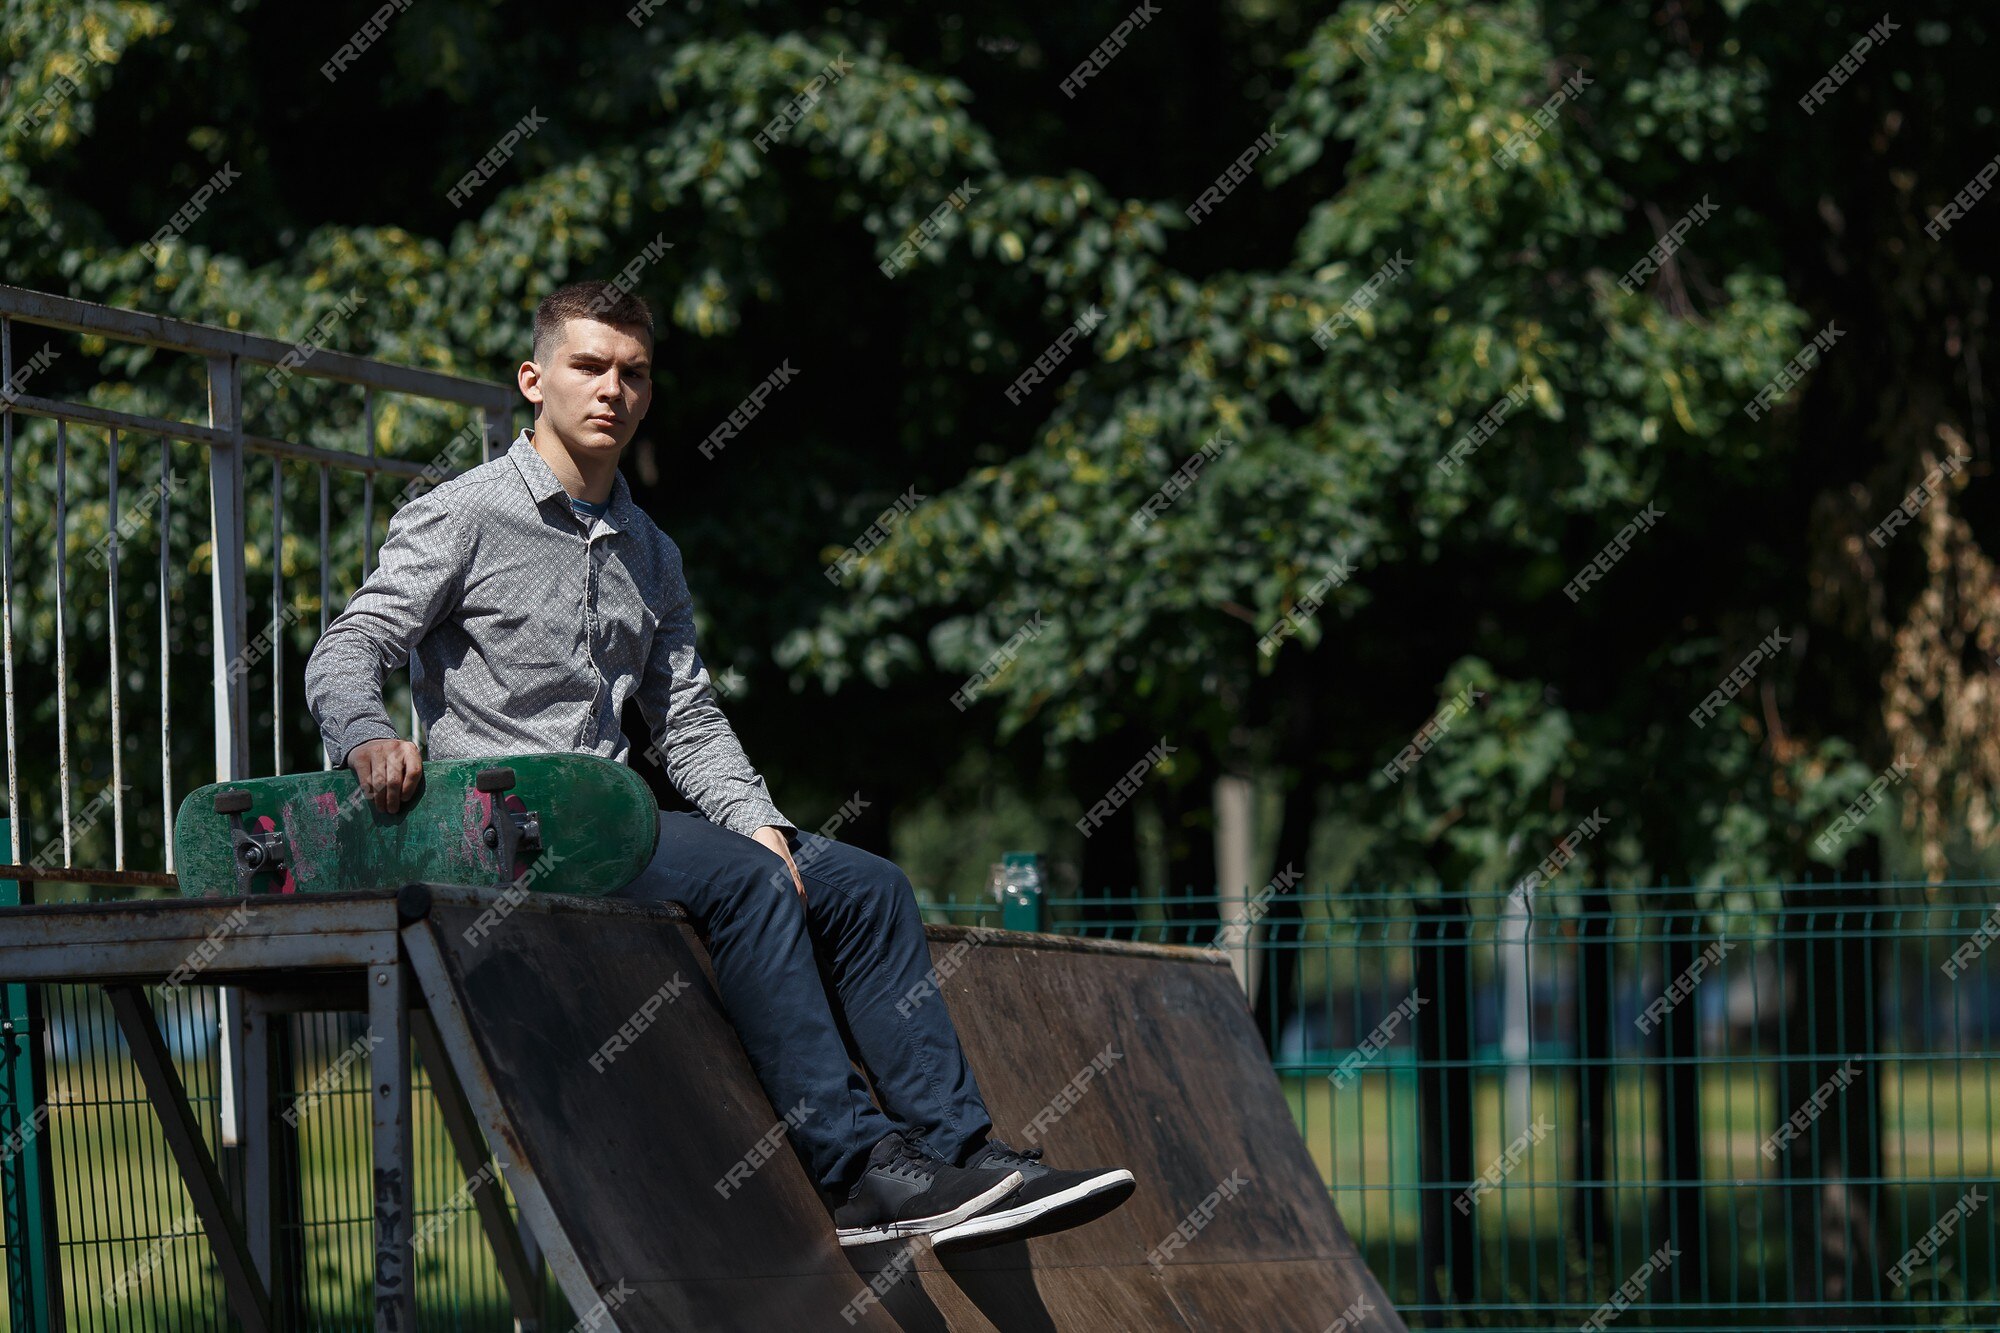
403, 890, 1404, 1333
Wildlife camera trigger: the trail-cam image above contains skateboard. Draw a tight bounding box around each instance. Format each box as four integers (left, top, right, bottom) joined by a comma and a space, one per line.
173, 753, 659, 898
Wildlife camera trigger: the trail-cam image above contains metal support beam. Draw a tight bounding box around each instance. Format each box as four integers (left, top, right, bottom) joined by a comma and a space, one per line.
399, 918, 611, 1330
413, 1010, 541, 1332
0, 823, 64, 1333
369, 957, 415, 1332
106, 986, 272, 1333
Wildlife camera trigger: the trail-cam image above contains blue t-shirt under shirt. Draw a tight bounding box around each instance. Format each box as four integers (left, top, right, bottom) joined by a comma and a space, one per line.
570, 494, 610, 526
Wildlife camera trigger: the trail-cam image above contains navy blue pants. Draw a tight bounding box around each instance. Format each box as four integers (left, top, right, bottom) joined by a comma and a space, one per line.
611, 812, 993, 1195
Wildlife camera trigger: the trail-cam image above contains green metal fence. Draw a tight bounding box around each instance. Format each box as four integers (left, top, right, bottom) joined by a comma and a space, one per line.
5, 876, 1996, 1330
930, 878, 1998, 1332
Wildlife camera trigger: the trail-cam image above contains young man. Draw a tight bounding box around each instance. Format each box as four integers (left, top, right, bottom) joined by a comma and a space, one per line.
303, 280, 1134, 1248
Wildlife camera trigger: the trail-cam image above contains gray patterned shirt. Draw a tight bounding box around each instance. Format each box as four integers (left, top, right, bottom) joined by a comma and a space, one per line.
303, 430, 793, 838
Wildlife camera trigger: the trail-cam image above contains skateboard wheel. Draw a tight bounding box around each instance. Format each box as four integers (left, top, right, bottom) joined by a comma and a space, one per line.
476, 767, 517, 793
214, 790, 253, 814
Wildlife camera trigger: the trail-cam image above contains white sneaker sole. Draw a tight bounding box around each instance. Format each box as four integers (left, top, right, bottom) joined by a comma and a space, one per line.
929, 1169, 1136, 1246
835, 1170, 1024, 1248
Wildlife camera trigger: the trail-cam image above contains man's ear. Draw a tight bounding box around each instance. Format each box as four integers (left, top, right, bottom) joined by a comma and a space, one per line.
517, 359, 544, 406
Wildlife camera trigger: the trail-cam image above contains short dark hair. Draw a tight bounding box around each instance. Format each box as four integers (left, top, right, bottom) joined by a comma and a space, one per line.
531, 281, 654, 364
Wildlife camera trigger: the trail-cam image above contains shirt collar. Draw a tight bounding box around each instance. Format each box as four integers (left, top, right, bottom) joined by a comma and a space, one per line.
508, 429, 637, 533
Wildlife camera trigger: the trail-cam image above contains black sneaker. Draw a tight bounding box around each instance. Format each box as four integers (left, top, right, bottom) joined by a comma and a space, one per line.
832, 1132, 1023, 1247
928, 1139, 1135, 1249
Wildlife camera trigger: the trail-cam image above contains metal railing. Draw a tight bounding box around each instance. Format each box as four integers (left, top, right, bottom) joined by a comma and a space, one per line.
0, 287, 523, 1332
0, 283, 516, 887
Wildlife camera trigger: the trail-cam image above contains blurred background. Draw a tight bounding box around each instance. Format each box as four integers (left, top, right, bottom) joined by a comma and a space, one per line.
3, 0, 1999, 1327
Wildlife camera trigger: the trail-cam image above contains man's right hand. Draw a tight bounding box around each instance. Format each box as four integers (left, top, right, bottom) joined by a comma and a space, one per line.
348, 738, 424, 814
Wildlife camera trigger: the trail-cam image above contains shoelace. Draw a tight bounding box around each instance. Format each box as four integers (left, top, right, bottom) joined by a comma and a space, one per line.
877, 1137, 943, 1183
980, 1142, 1044, 1170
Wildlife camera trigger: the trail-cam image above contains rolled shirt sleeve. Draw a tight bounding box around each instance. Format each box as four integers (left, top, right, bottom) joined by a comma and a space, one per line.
304, 493, 467, 769
634, 545, 793, 839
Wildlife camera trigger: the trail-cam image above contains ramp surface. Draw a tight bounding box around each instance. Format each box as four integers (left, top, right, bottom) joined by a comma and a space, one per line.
402, 892, 1403, 1333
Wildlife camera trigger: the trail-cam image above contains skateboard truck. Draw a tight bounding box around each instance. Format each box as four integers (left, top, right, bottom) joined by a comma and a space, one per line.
213, 789, 288, 896
476, 767, 543, 887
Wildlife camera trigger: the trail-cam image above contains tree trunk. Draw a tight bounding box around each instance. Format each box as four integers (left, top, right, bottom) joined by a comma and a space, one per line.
1573, 883, 1613, 1265
1777, 848, 1884, 1326
1252, 776, 1320, 1054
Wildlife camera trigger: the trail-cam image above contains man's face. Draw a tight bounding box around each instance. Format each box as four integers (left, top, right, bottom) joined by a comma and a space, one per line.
520, 317, 653, 460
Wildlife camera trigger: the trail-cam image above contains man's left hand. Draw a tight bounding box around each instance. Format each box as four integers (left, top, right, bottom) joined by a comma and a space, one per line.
751, 825, 805, 902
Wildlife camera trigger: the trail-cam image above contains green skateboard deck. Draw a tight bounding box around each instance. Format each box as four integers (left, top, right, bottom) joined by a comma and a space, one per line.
172, 753, 659, 898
